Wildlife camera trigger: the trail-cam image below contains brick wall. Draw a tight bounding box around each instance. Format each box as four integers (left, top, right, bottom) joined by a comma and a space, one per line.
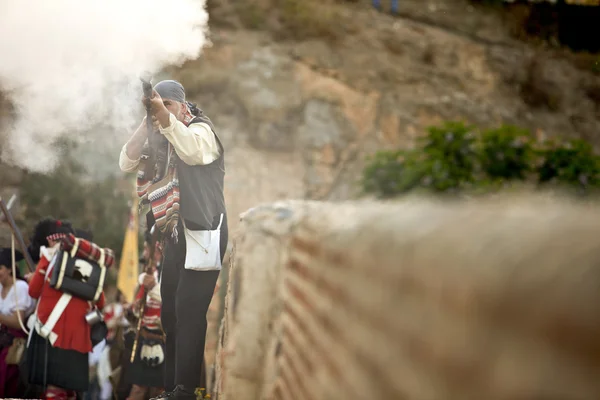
213, 197, 600, 400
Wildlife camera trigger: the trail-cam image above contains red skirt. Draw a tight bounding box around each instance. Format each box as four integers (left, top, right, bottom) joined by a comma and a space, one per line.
0, 326, 27, 398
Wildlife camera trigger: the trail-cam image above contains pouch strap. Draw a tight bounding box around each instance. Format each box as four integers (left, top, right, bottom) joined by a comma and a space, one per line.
69, 238, 81, 259
39, 293, 72, 345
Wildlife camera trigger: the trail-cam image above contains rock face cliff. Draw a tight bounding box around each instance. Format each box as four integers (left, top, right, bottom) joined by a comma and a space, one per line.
1, 0, 599, 238
165, 0, 599, 231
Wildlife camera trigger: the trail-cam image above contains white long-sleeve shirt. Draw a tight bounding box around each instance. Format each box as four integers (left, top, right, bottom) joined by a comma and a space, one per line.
119, 113, 220, 173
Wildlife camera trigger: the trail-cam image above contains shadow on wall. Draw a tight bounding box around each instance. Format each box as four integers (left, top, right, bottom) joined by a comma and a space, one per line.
212, 196, 600, 400
496, 0, 600, 52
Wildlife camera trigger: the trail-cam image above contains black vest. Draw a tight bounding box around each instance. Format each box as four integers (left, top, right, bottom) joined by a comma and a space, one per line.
177, 113, 227, 231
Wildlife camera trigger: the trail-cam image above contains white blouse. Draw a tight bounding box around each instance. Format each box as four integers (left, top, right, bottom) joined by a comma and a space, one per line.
0, 280, 35, 317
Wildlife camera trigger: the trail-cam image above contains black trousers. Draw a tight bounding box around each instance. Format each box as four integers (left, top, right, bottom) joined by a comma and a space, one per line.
160, 216, 228, 391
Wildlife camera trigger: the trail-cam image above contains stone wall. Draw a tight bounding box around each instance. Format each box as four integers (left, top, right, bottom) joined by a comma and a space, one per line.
213, 196, 600, 400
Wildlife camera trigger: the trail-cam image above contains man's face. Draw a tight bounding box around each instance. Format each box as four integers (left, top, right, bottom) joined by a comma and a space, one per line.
163, 99, 185, 122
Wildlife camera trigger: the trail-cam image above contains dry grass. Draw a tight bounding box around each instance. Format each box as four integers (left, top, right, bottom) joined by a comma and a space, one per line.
235, 0, 269, 30
586, 82, 600, 108
519, 56, 563, 111
380, 30, 404, 56
219, 0, 350, 42
277, 0, 344, 41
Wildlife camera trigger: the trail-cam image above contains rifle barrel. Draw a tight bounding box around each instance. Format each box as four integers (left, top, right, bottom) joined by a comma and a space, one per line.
0, 194, 16, 223
0, 196, 35, 272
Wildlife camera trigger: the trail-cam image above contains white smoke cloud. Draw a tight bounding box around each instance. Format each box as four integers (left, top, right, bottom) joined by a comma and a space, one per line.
0, 0, 209, 172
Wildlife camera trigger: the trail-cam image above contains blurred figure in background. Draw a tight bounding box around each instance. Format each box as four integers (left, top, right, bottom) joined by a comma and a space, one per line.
99, 289, 130, 400
123, 235, 165, 400
105, 290, 129, 344
87, 340, 107, 400
373, 0, 398, 15
0, 248, 35, 398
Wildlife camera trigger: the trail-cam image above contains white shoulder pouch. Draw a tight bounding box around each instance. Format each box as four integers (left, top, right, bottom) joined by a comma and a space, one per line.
184, 214, 223, 271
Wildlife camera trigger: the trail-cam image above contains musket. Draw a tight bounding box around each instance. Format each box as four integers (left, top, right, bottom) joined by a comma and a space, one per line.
0, 194, 16, 222
140, 74, 168, 182
130, 224, 160, 363
140, 73, 154, 143
0, 195, 35, 272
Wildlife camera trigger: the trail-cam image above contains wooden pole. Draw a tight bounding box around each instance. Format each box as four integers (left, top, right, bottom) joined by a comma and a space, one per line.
0, 195, 35, 272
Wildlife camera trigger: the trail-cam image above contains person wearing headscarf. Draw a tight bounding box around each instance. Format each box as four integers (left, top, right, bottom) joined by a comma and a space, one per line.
0, 247, 35, 398
27, 218, 107, 400
119, 80, 228, 399
373, 0, 398, 14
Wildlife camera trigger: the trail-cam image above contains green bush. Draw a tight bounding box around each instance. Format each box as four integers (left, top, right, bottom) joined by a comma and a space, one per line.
362, 121, 600, 198
537, 139, 600, 188
420, 122, 478, 191
479, 125, 534, 180
362, 150, 427, 197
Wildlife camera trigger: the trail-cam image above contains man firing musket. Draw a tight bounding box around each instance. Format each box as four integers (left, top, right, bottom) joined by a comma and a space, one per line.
119, 77, 228, 400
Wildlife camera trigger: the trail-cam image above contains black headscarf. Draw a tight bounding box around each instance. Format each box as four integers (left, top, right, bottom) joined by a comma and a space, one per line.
154, 80, 186, 103
153, 80, 202, 117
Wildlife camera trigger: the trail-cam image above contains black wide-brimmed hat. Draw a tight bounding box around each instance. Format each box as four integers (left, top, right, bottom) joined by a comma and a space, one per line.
0, 248, 24, 268
28, 217, 75, 262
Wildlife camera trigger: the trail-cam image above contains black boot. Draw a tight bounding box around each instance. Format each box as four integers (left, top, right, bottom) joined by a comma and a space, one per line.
149, 388, 175, 400
171, 385, 197, 400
